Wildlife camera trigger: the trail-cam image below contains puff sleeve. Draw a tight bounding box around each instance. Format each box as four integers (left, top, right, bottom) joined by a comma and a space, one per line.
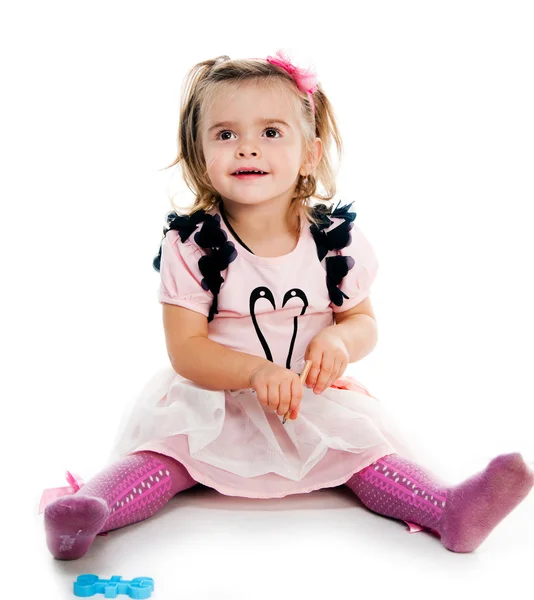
330, 223, 379, 313
158, 229, 213, 317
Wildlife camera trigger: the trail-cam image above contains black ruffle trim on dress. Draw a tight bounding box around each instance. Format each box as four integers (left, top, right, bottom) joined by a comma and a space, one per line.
153, 201, 358, 320
309, 201, 357, 307
153, 209, 237, 322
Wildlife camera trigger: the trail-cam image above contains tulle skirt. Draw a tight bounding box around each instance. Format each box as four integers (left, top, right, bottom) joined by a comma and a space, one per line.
106, 366, 418, 499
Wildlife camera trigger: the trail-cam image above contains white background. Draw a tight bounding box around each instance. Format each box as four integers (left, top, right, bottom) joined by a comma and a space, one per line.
2, 1, 533, 598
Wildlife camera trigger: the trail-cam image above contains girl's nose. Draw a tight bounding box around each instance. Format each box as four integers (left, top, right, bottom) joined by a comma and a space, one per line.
237, 139, 260, 158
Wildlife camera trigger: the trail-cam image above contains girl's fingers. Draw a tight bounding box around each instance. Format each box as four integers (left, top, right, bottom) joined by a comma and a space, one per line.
267, 382, 280, 412
256, 385, 268, 408
289, 377, 303, 419
278, 379, 292, 416
326, 360, 342, 390
305, 353, 322, 388
314, 357, 335, 393
319, 360, 336, 393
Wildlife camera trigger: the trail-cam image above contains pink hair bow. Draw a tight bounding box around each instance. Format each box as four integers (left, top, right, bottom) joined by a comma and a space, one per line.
265, 50, 319, 113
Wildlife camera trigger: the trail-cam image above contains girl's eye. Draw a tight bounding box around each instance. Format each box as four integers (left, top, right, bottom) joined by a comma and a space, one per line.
264, 127, 282, 138
218, 130, 235, 141
215, 127, 283, 140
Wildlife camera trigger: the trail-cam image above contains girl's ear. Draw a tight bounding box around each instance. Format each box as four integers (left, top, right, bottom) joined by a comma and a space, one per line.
300, 137, 323, 177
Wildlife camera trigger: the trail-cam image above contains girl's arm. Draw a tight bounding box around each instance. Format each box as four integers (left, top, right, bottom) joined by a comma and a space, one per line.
333, 297, 378, 363
163, 303, 270, 390
303, 298, 378, 392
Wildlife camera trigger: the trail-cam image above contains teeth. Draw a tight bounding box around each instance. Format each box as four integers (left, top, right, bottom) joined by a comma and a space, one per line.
236, 170, 265, 174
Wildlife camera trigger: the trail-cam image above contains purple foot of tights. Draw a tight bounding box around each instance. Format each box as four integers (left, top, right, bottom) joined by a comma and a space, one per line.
44, 451, 198, 560
344, 452, 534, 552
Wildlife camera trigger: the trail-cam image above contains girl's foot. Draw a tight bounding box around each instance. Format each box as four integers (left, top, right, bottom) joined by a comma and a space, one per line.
346, 452, 534, 552
44, 495, 109, 560
439, 452, 534, 552
43, 451, 198, 560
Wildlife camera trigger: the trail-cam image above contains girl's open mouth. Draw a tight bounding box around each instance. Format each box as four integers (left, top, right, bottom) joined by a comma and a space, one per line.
233, 173, 268, 179
231, 168, 269, 179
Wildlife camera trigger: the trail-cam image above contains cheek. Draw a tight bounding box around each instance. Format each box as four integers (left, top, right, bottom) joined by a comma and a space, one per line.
273, 141, 303, 168
204, 151, 224, 177
275, 150, 302, 176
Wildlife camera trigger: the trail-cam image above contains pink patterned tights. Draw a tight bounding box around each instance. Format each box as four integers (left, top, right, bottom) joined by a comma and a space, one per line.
44, 451, 198, 560
44, 450, 533, 559
344, 452, 533, 552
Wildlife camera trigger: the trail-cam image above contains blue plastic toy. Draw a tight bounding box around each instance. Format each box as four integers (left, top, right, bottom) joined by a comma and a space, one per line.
73, 574, 154, 598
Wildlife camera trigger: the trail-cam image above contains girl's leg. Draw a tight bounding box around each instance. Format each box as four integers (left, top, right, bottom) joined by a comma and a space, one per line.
344, 452, 534, 552
44, 451, 198, 560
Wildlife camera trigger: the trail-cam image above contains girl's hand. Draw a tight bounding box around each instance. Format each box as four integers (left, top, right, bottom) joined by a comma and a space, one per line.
304, 327, 349, 394
249, 363, 304, 420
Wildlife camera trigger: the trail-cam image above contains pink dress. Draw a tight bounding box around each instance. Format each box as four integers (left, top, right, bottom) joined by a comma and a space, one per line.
106, 203, 417, 498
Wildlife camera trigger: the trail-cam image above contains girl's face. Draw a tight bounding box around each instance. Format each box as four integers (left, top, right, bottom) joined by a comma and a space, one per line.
200, 81, 317, 211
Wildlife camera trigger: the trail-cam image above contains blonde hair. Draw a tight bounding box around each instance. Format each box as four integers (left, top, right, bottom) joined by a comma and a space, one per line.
161, 55, 344, 227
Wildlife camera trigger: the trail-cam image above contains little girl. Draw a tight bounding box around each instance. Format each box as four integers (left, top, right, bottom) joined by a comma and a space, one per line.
42, 50, 533, 560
